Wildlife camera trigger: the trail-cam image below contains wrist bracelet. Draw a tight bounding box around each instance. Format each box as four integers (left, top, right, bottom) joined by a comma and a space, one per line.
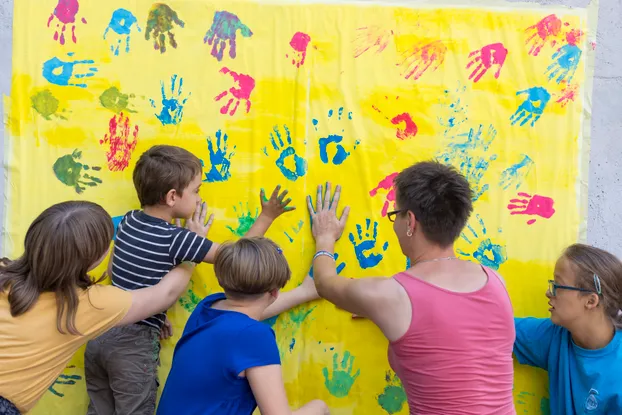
313, 250, 335, 261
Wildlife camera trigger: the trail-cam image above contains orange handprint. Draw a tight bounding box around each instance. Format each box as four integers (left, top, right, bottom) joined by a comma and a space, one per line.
100, 112, 139, 172
398, 40, 446, 81
525, 14, 562, 56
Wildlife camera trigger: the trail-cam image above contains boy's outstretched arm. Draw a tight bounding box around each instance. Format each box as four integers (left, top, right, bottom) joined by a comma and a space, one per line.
261, 275, 319, 320
245, 185, 295, 238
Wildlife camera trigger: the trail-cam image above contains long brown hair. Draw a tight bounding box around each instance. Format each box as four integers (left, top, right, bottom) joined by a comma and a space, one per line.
0, 201, 114, 335
563, 244, 622, 329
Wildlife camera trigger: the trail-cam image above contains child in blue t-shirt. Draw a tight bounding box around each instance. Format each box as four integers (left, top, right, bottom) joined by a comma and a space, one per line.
158, 237, 329, 415
514, 243, 622, 414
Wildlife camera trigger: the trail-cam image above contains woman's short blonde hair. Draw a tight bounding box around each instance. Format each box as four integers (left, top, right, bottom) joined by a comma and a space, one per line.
214, 237, 291, 298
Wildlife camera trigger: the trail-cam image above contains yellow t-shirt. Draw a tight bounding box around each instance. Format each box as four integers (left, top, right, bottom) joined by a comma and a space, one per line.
0, 284, 132, 412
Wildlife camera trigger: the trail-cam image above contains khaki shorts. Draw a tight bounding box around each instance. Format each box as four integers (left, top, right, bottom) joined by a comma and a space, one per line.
85, 324, 160, 415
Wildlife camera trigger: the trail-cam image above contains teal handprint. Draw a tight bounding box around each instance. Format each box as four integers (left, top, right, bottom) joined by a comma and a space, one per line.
377, 371, 407, 414
457, 214, 507, 271
53, 150, 102, 194
226, 203, 258, 236
48, 365, 82, 398
322, 351, 360, 398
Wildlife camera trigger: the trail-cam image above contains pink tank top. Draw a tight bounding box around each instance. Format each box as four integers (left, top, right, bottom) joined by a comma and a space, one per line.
387, 266, 516, 415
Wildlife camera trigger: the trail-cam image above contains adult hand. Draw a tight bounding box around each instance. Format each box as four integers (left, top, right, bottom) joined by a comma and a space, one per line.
307, 183, 350, 242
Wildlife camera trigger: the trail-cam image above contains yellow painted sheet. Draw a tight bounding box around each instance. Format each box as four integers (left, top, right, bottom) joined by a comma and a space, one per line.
4, 0, 596, 413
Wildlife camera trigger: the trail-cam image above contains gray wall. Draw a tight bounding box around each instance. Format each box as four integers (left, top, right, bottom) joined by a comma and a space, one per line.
1, 0, 621, 255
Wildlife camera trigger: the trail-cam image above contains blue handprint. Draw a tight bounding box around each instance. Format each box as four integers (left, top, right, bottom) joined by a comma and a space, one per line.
510, 87, 551, 127
309, 252, 346, 277
499, 154, 534, 190
457, 214, 507, 271
313, 108, 359, 165
150, 75, 190, 125
48, 366, 82, 398
103, 8, 141, 56
203, 130, 235, 182
546, 44, 581, 84
263, 125, 307, 181
349, 219, 388, 269
42, 54, 97, 88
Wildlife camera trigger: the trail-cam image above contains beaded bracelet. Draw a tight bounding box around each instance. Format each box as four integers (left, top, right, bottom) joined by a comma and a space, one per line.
313, 250, 335, 261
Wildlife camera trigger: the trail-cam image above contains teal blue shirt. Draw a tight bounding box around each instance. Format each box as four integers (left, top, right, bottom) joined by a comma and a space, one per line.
514, 317, 622, 414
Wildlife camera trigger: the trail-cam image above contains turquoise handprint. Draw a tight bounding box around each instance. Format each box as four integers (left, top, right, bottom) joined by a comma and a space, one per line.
457, 214, 507, 271
322, 351, 360, 398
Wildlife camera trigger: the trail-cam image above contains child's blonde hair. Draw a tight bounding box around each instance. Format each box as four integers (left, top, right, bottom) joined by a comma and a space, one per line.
214, 237, 290, 299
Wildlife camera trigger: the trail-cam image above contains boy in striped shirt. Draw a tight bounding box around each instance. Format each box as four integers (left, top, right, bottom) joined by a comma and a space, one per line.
84, 145, 294, 415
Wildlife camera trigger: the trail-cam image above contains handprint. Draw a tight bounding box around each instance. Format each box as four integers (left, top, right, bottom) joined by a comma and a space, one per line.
437, 83, 469, 136
546, 44, 582, 84
226, 203, 258, 237
100, 112, 139, 172
313, 107, 359, 165
508, 193, 555, 225
457, 214, 507, 271
353, 26, 394, 58
525, 14, 562, 56
203, 130, 235, 182
286, 32, 311, 67
263, 125, 307, 182
466, 42, 508, 83
204, 11, 252, 61
214, 67, 255, 116
150, 75, 189, 125
145, 3, 185, 54
377, 371, 407, 415
47, 0, 87, 45
42, 55, 97, 88
555, 83, 579, 107
99, 86, 135, 114
349, 219, 389, 269
53, 149, 102, 194
369, 172, 398, 217
399, 40, 446, 81
499, 155, 534, 190
103, 8, 141, 56
323, 351, 360, 398
30, 89, 68, 120
510, 87, 551, 127
284, 220, 305, 243
48, 366, 82, 398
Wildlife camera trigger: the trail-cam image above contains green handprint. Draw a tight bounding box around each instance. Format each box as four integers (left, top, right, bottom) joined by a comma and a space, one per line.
31, 89, 67, 120
99, 86, 135, 113
53, 149, 102, 194
322, 351, 360, 398
178, 280, 205, 313
377, 371, 407, 414
226, 202, 258, 237
145, 3, 185, 54
288, 305, 315, 326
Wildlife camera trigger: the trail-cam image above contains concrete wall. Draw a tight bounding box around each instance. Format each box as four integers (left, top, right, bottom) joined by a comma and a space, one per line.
1, 0, 621, 255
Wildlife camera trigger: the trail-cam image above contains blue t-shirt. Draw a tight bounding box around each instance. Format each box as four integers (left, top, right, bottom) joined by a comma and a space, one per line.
514, 317, 622, 414
157, 293, 281, 415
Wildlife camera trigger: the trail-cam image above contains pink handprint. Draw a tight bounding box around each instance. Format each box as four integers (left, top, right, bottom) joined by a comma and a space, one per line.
286, 32, 311, 67
370, 172, 399, 217
391, 113, 418, 140
100, 112, 139, 172
214, 67, 255, 116
466, 43, 508, 83
555, 83, 579, 107
399, 40, 446, 81
507, 192, 555, 225
47, 0, 87, 45
525, 14, 562, 56
353, 26, 394, 58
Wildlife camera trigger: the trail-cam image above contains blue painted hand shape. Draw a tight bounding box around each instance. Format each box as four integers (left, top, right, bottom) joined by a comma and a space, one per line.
510, 87, 551, 127
309, 252, 346, 278
203, 130, 235, 182
263, 125, 307, 181
457, 214, 507, 271
499, 154, 534, 190
150, 75, 189, 126
349, 219, 388, 269
546, 44, 581, 84
104, 8, 141, 56
42, 54, 97, 88
313, 108, 359, 165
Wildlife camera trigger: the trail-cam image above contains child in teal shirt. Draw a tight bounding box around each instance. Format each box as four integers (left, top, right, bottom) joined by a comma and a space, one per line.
514, 244, 622, 414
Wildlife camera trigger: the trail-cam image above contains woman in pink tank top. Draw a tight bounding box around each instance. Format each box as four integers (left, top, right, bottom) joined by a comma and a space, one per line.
307, 161, 516, 415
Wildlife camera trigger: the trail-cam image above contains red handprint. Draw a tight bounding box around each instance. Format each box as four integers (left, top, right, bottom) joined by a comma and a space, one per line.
47, 0, 87, 45
352, 26, 394, 58
391, 113, 418, 140
399, 40, 447, 81
214, 67, 255, 116
370, 173, 399, 216
100, 112, 139, 172
525, 14, 562, 56
286, 32, 311, 67
466, 43, 508, 83
507, 193, 555, 225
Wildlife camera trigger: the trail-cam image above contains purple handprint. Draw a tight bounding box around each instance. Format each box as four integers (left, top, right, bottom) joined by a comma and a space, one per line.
204, 11, 252, 61
47, 0, 87, 45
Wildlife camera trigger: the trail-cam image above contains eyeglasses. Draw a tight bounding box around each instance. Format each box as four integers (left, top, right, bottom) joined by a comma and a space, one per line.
548, 274, 603, 297
387, 210, 403, 222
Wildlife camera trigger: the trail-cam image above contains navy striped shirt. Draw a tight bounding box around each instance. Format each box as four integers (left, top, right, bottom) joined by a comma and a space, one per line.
111, 210, 213, 329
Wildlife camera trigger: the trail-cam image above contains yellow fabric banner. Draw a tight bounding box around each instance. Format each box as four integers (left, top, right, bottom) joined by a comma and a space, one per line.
4, 0, 596, 413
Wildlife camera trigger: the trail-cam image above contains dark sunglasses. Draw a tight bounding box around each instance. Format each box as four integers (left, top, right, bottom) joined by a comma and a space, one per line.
387, 210, 403, 222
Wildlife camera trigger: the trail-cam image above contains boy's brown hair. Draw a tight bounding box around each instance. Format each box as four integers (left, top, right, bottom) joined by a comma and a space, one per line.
133, 145, 203, 207
214, 238, 291, 299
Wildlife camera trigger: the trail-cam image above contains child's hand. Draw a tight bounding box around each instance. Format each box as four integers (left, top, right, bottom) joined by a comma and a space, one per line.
300, 274, 320, 301
176, 200, 215, 237
159, 316, 173, 340
259, 185, 295, 220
